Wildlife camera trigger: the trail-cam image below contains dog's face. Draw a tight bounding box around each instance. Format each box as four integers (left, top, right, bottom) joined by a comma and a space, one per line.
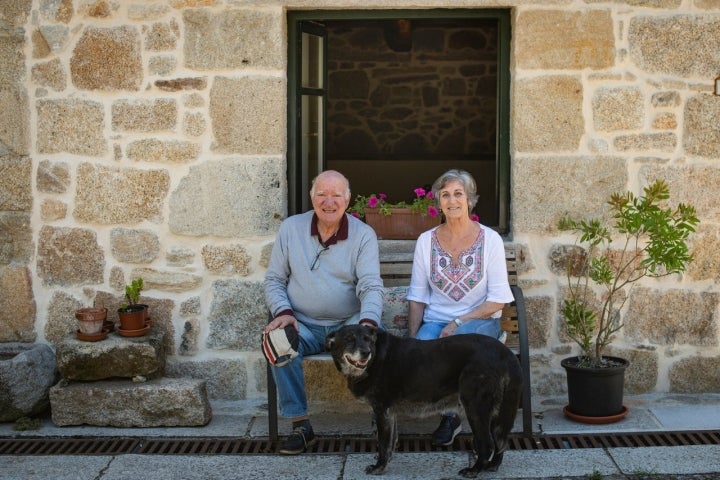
325, 325, 377, 379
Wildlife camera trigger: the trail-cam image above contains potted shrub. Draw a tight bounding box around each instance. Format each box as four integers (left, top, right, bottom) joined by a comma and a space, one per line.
558, 179, 699, 421
117, 277, 147, 332
347, 187, 441, 239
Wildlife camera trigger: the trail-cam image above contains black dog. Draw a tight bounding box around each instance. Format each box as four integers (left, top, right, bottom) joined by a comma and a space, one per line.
325, 325, 522, 478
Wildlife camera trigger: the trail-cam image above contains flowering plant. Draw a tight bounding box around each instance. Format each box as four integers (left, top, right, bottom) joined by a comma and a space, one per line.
347, 187, 439, 219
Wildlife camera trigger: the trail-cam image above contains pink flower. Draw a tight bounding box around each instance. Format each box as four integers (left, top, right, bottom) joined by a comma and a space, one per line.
346, 187, 438, 219
471, 214, 480, 222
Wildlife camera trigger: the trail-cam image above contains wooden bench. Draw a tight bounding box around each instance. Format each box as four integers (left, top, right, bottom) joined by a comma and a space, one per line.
266, 246, 532, 440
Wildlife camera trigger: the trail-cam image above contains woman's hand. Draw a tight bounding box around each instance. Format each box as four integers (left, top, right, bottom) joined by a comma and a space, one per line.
439, 321, 457, 338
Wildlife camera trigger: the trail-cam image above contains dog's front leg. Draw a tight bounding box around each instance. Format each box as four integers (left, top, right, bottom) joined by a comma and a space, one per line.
366, 406, 397, 475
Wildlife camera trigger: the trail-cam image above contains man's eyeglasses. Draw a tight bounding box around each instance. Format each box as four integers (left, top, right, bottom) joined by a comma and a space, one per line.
311, 246, 329, 271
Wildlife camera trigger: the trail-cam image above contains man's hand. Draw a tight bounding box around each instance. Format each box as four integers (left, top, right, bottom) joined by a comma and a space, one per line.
263, 314, 298, 334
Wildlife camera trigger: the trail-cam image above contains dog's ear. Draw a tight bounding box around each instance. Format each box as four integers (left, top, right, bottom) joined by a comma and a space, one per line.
368, 325, 378, 343
361, 324, 378, 343
324, 331, 336, 351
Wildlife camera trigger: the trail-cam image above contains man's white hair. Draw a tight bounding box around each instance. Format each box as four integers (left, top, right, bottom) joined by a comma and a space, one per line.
310, 170, 351, 200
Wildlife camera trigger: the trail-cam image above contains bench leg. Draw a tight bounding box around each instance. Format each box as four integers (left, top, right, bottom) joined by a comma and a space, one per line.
511, 284, 533, 436
521, 362, 533, 436
267, 360, 279, 442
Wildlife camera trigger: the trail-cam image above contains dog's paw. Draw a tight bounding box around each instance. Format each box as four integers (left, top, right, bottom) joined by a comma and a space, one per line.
458, 467, 481, 478
365, 463, 387, 475
484, 451, 503, 472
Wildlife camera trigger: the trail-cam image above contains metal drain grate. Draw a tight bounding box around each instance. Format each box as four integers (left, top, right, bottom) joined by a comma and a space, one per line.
0, 437, 140, 455
1, 431, 719, 456
507, 430, 720, 451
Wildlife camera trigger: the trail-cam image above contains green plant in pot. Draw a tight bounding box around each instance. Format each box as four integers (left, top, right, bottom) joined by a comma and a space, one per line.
118, 277, 146, 332
558, 179, 699, 421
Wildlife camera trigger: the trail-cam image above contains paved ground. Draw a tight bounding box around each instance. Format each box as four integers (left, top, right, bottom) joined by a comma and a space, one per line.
1, 393, 720, 479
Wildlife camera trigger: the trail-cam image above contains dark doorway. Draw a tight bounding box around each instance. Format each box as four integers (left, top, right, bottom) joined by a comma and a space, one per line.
288, 11, 511, 232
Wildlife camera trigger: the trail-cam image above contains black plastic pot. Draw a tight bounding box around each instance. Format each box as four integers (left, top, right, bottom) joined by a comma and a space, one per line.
561, 355, 629, 418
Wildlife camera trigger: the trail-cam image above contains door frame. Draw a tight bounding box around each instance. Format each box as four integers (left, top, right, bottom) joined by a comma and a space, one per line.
287, 9, 511, 233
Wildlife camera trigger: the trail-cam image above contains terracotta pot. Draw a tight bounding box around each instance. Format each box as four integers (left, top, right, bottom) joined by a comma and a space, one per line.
75, 307, 107, 334
76, 313, 105, 335
364, 207, 441, 240
136, 304, 150, 321
117, 305, 146, 331
75, 307, 107, 322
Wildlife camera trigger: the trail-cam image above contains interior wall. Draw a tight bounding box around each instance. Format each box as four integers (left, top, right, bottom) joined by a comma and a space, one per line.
324, 18, 500, 224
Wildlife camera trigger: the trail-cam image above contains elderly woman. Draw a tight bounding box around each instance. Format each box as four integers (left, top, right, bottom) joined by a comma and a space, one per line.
406, 168, 514, 446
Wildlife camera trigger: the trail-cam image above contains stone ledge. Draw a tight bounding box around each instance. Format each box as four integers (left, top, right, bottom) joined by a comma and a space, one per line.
56, 327, 165, 381
49, 377, 212, 427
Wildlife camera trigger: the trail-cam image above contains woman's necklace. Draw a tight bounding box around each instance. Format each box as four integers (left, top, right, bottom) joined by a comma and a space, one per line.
439, 224, 478, 262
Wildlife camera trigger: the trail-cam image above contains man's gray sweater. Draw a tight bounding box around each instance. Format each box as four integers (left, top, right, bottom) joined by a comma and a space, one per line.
264, 211, 384, 327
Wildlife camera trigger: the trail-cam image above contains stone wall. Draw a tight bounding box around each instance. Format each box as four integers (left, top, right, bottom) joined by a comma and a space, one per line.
1, 0, 719, 407
511, 5, 720, 397
326, 21, 498, 159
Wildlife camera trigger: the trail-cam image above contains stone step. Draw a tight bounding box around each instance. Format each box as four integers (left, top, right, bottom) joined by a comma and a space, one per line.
49, 377, 212, 427
56, 327, 165, 381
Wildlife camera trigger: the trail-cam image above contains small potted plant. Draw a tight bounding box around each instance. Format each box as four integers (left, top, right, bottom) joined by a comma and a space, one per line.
558, 179, 699, 421
347, 187, 441, 239
117, 277, 147, 333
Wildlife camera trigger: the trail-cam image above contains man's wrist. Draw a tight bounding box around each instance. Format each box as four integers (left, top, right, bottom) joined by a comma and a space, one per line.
453, 317, 463, 327
273, 309, 294, 320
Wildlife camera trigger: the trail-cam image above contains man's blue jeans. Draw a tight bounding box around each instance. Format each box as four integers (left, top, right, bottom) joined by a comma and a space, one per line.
270, 314, 378, 418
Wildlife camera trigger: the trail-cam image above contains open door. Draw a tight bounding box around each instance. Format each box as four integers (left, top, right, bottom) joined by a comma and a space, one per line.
288, 21, 327, 213
288, 10, 510, 233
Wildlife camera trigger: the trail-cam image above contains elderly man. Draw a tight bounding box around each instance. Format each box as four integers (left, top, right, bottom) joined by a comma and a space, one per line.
263, 170, 384, 454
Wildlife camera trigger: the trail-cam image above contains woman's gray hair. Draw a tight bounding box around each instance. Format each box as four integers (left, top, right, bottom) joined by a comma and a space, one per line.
431, 169, 479, 212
